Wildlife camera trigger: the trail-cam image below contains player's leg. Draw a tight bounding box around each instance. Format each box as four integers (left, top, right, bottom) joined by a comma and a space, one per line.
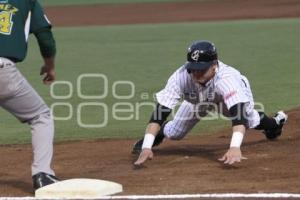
0, 63, 58, 189
242, 76, 287, 138
132, 101, 201, 154
254, 111, 287, 139
236, 76, 287, 139
163, 101, 201, 140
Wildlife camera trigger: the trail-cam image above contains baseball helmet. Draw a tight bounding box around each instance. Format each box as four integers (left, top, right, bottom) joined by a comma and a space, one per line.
184, 40, 218, 72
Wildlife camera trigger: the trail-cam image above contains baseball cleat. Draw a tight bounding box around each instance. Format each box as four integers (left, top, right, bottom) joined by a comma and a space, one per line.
32, 172, 59, 190
132, 132, 165, 154
264, 111, 288, 140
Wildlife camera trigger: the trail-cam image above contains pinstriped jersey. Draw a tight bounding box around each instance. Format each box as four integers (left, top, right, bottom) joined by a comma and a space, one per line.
156, 61, 252, 111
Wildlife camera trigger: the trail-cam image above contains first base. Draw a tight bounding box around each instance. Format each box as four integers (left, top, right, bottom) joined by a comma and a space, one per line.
35, 178, 123, 198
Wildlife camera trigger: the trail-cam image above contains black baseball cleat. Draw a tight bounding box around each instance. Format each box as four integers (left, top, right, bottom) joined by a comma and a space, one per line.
264, 111, 288, 140
132, 131, 165, 154
32, 172, 59, 190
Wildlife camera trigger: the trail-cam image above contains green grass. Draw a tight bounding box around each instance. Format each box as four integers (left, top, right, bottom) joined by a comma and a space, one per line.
40, 0, 196, 6
1, 18, 299, 144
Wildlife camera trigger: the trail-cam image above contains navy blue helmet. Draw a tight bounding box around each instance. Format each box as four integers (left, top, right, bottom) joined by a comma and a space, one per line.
185, 40, 218, 72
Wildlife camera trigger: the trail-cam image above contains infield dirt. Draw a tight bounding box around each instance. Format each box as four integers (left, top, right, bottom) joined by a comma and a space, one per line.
0, 0, 299, 196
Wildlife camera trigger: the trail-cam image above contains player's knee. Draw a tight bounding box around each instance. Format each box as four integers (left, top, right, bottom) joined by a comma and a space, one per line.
164, 126, 188, 140
28, 110, 53, 125
168, 134, 185, 140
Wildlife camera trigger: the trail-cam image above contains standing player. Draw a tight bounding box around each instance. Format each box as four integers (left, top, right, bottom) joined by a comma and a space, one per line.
0, 0, 59, 190
133, 40, 288, 166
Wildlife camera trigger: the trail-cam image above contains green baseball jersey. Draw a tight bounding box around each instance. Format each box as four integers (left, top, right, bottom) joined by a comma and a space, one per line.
0, 0, 51, 62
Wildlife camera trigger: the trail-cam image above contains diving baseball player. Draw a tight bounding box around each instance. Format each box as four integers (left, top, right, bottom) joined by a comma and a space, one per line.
0, 0, 59, 190
133, 40, 288, 166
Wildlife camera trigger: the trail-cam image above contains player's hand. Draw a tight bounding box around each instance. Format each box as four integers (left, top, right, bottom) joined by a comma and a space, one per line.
40, 64, 55, 85
134, 148, 153, 166
218, 147, 247, 165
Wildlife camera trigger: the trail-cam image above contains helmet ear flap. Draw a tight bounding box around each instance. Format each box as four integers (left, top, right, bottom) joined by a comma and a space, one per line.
187, 69, 191, 74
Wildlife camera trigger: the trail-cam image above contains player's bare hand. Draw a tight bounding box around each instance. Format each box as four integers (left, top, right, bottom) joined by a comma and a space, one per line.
218, 147, 247, 165
40, 65, 55, 85
134, 148, 153, 166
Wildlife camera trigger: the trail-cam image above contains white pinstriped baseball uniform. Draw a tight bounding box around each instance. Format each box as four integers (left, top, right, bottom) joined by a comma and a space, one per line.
156, 61, 260, 140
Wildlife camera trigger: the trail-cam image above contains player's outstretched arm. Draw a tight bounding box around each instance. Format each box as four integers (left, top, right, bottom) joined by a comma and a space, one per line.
134, 104, 172, 166
219, 124, 247, 165
219, 103, 248, 165
134, 123, 161, 166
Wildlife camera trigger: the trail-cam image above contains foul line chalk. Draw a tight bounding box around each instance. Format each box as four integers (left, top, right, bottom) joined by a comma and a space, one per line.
1, 193, 300, 199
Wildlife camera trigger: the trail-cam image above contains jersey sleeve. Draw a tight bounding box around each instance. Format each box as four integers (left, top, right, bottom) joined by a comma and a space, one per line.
30, 0, 52, 33
215, 75, 249, 110
156, 71, 182, 109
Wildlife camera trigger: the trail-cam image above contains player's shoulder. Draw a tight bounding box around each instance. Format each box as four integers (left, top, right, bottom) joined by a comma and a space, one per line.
168, 65, 186, 77
217, 61, 241, 76
215, 61, 242, 82
175, 65, 188, 75
166, 65, 191, 85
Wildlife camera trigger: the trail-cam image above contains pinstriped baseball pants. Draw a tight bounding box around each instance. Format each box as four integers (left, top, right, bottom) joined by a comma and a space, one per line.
164, 98, 260, 140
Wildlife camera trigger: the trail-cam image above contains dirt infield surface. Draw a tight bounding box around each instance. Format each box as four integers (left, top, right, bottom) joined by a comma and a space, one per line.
1, 0, 300, 197
45, 0, 300, 27
1, 107, 300, 196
